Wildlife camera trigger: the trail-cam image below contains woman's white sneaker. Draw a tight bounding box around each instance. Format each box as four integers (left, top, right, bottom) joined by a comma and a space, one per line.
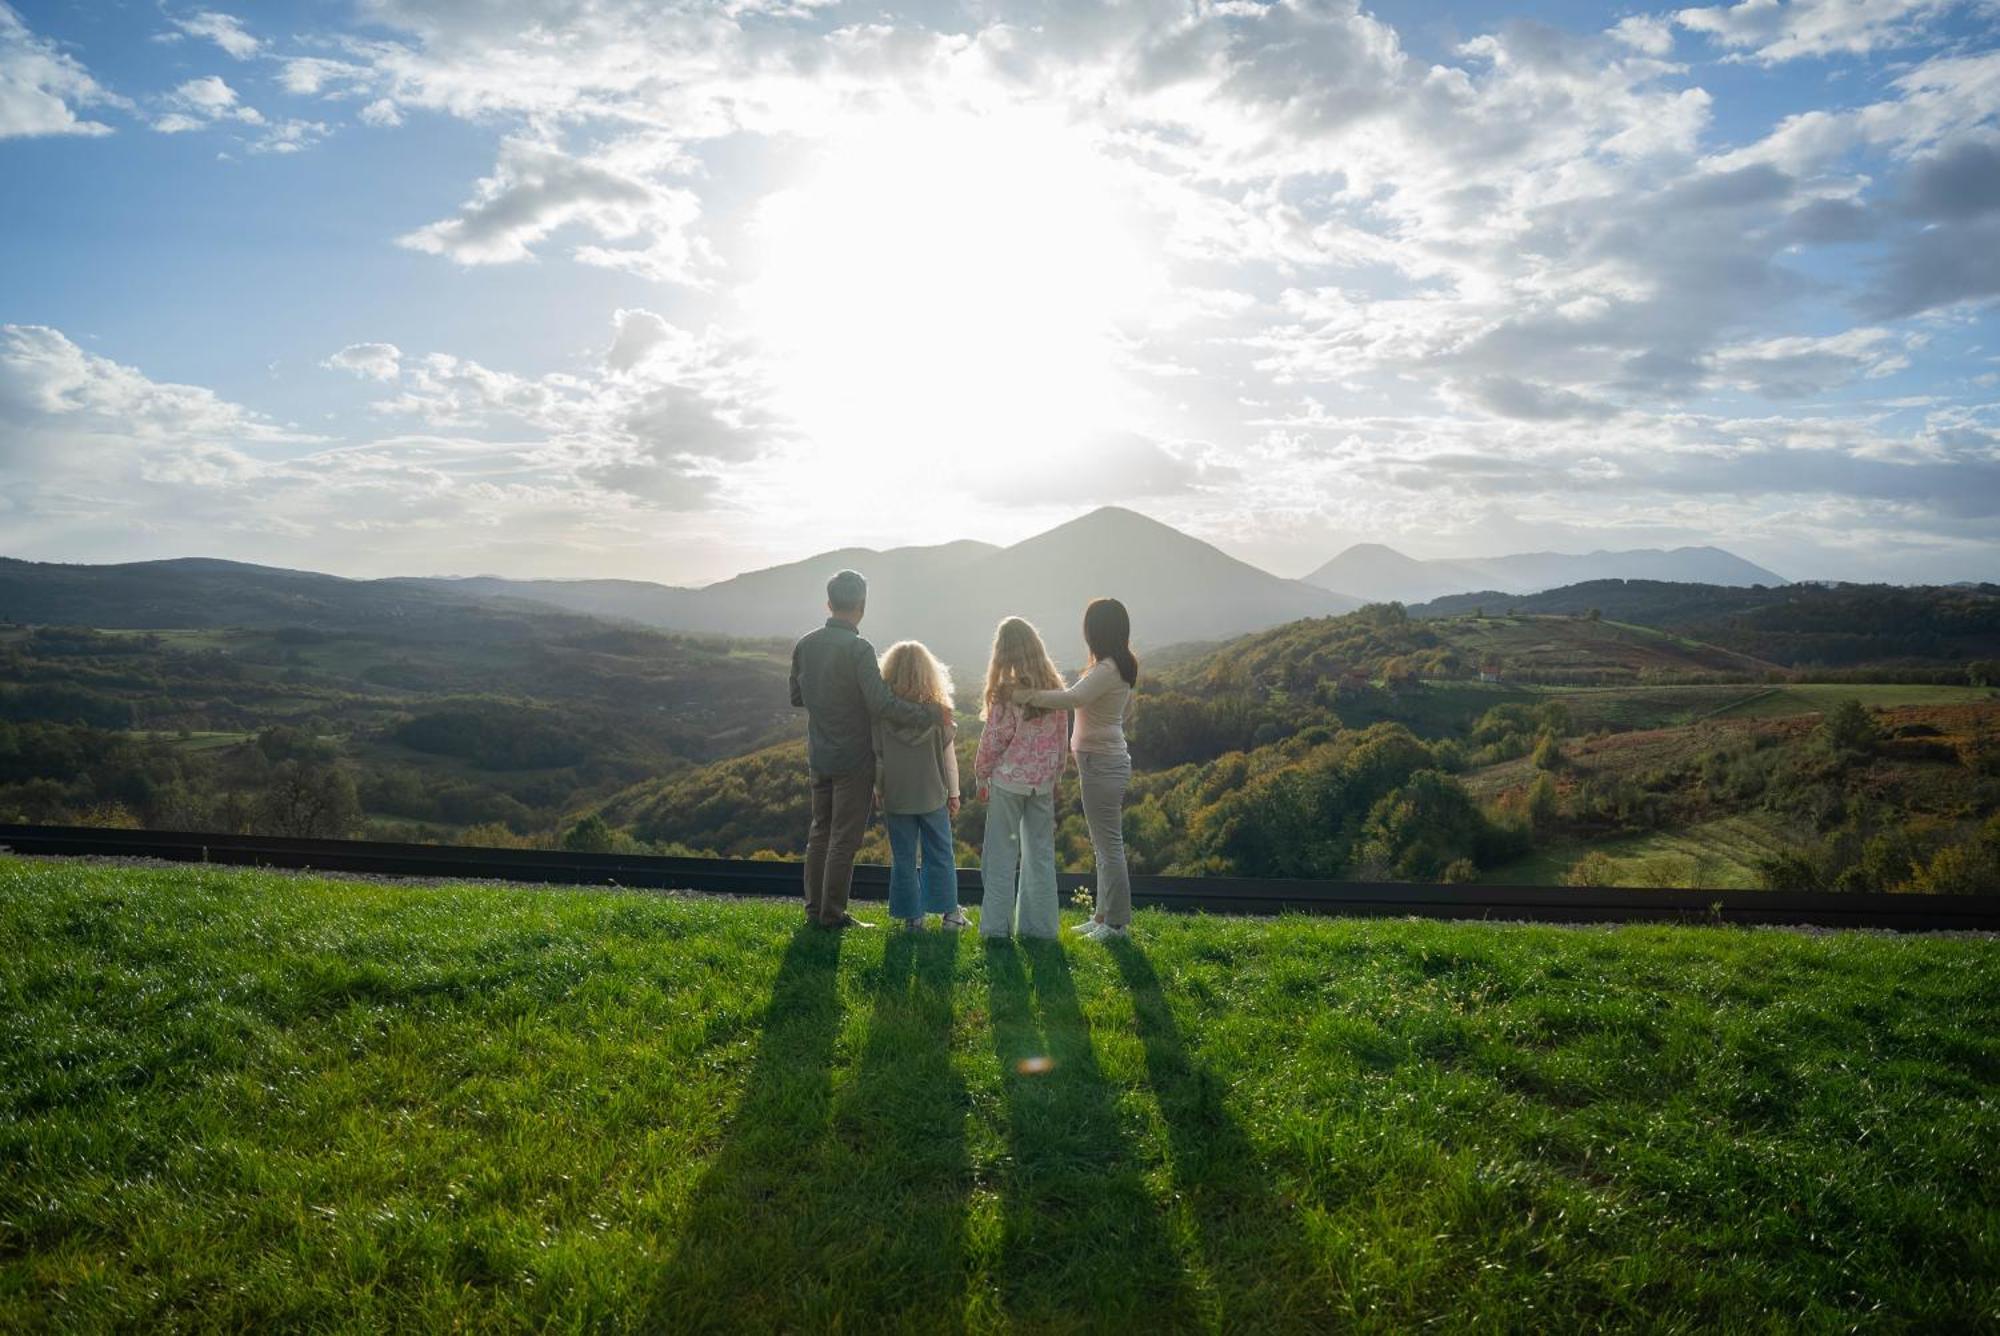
938, 910, 970, 931
1084, 922, 1129, 941
1070, 918, 1105, 935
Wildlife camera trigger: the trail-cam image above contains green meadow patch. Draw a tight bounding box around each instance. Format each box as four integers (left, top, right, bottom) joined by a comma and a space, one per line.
1, 858, 1995, 1331
1484, 814, 1797, 889
1708, 682, 1999, 720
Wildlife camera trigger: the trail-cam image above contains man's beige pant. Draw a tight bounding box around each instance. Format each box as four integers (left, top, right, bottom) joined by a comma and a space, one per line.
804, 763, 875, 924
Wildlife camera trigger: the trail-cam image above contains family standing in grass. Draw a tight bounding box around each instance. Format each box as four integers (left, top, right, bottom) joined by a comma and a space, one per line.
789, 568, 1136, 941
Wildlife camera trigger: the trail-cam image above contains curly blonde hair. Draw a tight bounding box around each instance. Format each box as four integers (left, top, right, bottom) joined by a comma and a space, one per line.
879, 640, 955, 716
982, 616, 1063, 720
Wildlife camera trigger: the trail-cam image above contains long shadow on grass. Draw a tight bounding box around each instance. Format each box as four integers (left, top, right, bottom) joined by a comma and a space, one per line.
820, 928, 972, 1326
649, 924, 971, 1330
986, 939, 1191, 1327
1106, 940, 1329, 1328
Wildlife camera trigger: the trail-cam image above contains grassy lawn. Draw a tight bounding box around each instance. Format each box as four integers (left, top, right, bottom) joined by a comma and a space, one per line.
2, 859, 1996, 1331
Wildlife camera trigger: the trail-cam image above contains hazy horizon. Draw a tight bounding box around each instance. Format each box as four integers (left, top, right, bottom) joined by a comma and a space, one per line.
4, 0, 1998, 587
0, 496, 1848, 588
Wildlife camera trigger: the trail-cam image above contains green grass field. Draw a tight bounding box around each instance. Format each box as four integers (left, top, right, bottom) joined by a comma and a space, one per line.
3, 859, 1996, 1331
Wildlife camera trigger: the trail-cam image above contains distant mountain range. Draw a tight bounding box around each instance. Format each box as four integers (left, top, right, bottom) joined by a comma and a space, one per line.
404, 507, 1359, 669
1303, 543, 1786, 606
1411, 578, 2000, 667
0, 509, 1807, 670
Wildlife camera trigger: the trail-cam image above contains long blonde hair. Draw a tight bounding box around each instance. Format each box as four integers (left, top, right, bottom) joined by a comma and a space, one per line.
879, 640, 954, 717
983, 616, 1063, 720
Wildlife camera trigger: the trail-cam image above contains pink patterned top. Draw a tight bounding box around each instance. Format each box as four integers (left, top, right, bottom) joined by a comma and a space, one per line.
974, 700, 1069, 794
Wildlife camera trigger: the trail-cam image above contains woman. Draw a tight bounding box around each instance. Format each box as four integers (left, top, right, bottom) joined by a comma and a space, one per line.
1013, 597, 1137, 941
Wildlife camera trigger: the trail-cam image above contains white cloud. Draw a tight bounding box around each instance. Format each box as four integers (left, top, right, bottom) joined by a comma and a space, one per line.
0, 321, 766, 571
1, 325, 244, 431
1675, 0, 1957, 63
324, 342, 403, 381
1608, 15, 1677, 55
152, 74, 266, 131
396, 137, 711, 284
280, 57, 369, 96
1709, 328, 1913, 395
173, 11, 260, 60
0, 3, 121, 138
174, 74, 240, 112
251, 118, 329, 154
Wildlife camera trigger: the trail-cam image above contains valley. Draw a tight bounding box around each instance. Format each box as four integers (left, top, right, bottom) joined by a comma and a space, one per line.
2, 515, 1995, 892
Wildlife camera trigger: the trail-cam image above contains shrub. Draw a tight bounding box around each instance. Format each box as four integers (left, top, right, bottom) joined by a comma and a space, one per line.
73, 801, 141, 830
1563, 851, 1618, 887
1526, 772, 1559, 832
561, 813, 618, 854
459, 822, 546, 850
1903, 845, 1985, 895
1355, 769, 1512, 882
255, 760, 361, 839
1816, 699, 1879, 760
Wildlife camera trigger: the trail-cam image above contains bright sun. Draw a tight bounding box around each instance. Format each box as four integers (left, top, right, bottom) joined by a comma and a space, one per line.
747, 109, 1159, 494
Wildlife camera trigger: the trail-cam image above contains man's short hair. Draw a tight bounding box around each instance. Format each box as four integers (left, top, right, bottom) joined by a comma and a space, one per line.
827, 569, 867, 613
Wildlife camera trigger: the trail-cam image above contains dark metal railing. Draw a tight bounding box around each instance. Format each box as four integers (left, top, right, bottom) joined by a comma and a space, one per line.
2, 824, 1995, 932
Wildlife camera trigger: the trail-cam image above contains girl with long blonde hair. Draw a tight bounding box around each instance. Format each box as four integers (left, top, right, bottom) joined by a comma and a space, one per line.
874, 640, 965, 930
973, 618, 1070, 939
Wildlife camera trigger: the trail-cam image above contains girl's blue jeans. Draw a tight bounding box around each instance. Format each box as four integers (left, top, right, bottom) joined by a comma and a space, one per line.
886, 805, 958, 919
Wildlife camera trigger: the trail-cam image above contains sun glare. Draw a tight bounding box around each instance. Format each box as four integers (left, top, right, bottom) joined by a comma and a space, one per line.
747, 109, 1159, 495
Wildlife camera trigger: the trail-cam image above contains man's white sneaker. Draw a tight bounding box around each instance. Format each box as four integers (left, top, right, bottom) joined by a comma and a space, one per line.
1070, 918, 1105, 935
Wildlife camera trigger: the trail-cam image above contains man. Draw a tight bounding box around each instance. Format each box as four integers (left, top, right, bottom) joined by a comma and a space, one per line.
790, 569, 942, 929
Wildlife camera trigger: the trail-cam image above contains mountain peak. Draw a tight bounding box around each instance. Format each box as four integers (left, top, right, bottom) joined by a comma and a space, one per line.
1069, 504, 1178, 533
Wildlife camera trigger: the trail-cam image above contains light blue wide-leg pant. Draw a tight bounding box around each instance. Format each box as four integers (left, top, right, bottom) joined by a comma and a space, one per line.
886, 806, 958, 921
980, 786, 1058, 939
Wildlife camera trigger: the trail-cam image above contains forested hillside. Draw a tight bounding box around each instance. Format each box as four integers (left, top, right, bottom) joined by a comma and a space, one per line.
3, 560, 1996, 892
0, 611, 796, 840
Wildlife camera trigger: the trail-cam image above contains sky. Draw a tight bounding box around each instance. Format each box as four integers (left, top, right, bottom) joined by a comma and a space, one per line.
1, 0, 1998, 587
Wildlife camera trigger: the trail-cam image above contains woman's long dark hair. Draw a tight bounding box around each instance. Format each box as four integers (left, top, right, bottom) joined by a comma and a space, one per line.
1082, 597, 1138, 687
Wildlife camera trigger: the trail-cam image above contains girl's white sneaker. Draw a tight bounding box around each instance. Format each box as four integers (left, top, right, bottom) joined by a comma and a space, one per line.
938, 910, 970, 931
1070, 918, 1105, 935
